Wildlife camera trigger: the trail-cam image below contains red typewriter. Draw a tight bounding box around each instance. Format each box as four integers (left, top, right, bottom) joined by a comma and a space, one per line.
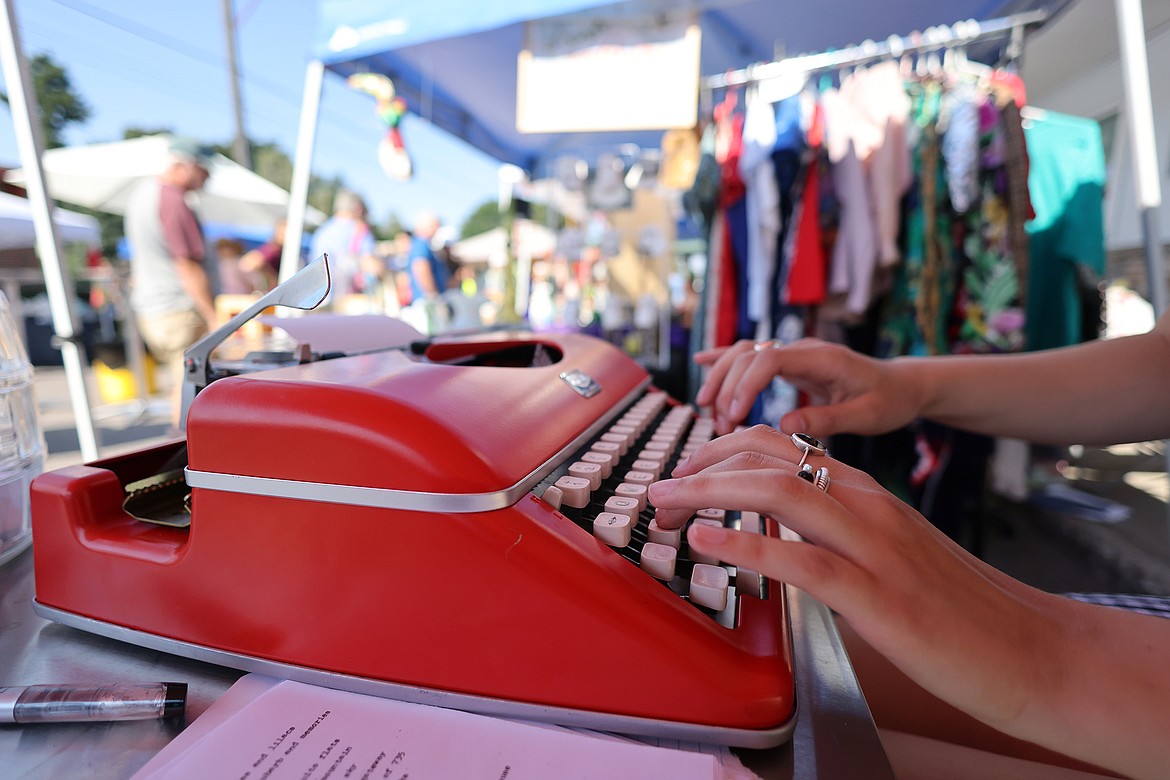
30, 259, 796, 748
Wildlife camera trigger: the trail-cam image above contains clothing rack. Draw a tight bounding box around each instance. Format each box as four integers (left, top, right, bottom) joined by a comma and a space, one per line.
703, 9, 1049, 90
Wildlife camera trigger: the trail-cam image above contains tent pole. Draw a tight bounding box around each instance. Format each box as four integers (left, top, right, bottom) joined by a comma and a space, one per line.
0, 0, 99, 462
1114, 0, 1170, 538
1115, 0, 1167, 315
281, 59, 324, 284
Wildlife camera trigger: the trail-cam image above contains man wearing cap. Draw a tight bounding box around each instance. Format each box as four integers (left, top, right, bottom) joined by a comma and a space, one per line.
123, 135, 217, 428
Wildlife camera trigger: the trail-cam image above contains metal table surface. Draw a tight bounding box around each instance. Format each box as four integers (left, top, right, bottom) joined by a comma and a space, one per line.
0, 547, 893, 779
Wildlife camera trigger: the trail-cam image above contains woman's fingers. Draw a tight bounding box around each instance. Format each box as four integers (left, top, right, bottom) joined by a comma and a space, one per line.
673, 425, 815, 477
686, 522, 873, 613
649, 461, 873, 559
694, 340, 756, 408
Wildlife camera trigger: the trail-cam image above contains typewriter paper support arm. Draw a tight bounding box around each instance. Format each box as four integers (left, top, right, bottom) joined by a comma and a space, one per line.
179, 255, 331, 428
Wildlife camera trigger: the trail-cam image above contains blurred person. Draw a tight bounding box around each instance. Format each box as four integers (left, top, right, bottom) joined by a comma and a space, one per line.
391, 230, 414, 308
407, 211, 447, 301
309, 190, 383, 305
404, 212, 450, 333
123, 135, 216, 428
238, 217, 286, 292
214, 237, 251, 295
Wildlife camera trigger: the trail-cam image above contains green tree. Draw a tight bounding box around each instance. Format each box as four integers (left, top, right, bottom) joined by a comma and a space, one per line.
377, 213, 404, 242
459, 198, 559, 239
460, 199, 502, 239
0, 54, 91, 149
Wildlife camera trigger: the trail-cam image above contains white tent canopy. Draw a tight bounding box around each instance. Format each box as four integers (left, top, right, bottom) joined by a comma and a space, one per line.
453, 223, 556, 267
5, 134, 325, 229
0, 190, 97, 249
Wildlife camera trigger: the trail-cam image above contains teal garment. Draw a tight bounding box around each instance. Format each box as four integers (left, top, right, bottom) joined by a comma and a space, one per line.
1024, 111, 1106, 351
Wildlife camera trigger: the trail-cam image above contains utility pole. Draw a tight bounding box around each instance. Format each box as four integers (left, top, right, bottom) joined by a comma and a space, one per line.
221, 0, 252, 169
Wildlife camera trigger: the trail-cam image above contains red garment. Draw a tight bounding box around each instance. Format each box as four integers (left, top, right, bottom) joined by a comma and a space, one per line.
717, 113, 746, 208
715, 216, 739, 346
785, 106, 827, 305
714, 101, 745, 346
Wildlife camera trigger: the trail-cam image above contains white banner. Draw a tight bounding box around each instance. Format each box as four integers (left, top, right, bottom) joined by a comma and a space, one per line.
517, 13, 700, 134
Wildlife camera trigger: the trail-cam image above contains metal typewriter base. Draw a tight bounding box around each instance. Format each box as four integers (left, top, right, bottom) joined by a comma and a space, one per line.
32, 600, 797, 750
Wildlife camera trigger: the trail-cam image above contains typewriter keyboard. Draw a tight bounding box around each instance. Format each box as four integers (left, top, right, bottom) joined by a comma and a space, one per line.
536, 390, 766, 628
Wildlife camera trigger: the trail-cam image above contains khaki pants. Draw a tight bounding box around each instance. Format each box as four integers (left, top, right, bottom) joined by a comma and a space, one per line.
136, 308, 208, 425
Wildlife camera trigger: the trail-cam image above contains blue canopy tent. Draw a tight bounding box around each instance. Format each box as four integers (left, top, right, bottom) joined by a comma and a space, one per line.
280, 0, 1071, 282
310, 0, 1063, 172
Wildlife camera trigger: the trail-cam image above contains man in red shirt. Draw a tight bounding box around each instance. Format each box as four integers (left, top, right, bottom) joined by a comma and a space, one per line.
124, 136, 216, 428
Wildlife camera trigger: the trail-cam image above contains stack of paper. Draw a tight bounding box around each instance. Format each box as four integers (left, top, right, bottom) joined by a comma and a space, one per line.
133, 675, 755, 780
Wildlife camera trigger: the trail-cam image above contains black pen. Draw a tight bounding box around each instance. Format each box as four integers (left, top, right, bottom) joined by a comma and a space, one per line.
0, 683, 187, 723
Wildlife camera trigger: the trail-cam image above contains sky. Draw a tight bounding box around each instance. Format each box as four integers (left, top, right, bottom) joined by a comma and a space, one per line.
0, 0, 504, 233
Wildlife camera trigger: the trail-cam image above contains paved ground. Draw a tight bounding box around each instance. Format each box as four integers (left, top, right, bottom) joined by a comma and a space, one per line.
37, 365, 174, 473
31, 365, 1170, 597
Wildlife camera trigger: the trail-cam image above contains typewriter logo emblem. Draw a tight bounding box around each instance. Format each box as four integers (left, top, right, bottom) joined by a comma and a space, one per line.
560, 370, 601, 398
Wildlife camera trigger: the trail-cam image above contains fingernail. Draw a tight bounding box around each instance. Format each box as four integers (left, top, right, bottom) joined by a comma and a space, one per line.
728, 399, 742, 419
671, 455, 690, 475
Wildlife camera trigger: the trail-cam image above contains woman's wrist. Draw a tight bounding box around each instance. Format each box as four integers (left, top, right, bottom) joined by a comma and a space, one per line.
887, 356, 935, 423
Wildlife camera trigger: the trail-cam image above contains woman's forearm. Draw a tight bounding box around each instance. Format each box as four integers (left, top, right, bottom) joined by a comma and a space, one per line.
895, 319, 1170, 445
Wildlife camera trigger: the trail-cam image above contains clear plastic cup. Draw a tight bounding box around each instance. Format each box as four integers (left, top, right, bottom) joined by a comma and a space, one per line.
0, 290, 45, 567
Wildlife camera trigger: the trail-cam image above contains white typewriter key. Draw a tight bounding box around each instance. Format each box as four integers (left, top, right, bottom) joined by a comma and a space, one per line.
642, 440, 670, 453
695, 508, 726, 522
621, 413, 650, 434
580, 451, 614, 479
651, 434, 681, 451
640, 542, 677, 580
614, 482, 648, 511
637, 448, 669, 466
624, 470, 655, 487
609, 423, 637, 440
738, 510, 762, 534
630, 458, 662, 477
590, 441, 622, 458
599, 431, 629, 455
641, 391, 667, 408
553, 476, 591, 508
689, 564, 730, 610
603, 495, 640, 522
689, 518, 724, 564
541, 485, 564, 510
593, 512, 632, 547
647, 518, 682, 548
568, 461, 602, 491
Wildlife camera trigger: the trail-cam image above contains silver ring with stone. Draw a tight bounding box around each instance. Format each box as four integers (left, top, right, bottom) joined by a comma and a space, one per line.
791, 432, 827, 469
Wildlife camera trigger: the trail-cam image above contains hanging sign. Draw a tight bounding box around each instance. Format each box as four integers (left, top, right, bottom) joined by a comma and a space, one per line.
516, 12, 700, 134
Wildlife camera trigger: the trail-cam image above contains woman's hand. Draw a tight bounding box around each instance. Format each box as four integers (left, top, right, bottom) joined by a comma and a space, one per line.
694, 339, 924, 437
649, 426, 1061, 737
